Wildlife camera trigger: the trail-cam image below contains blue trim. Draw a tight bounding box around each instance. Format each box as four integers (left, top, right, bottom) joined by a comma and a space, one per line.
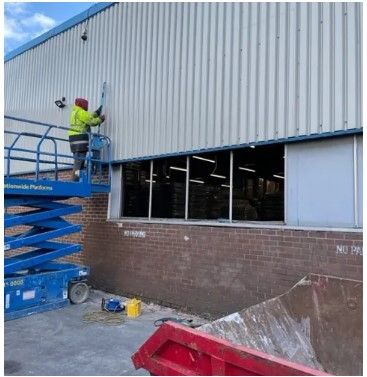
5, 2, 115, 62
111, 128, 363, 165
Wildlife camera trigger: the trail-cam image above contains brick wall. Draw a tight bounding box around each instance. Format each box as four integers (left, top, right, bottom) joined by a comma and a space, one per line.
7, 169, 363, 317
60, 193, 109, 265
5, 169, 108, 263
82, 221, 362, 316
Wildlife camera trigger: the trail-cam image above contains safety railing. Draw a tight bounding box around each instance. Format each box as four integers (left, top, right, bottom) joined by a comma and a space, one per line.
4, 115, 112, 185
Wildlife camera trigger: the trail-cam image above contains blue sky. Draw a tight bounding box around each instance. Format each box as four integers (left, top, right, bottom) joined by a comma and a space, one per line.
4, 2, 95, 54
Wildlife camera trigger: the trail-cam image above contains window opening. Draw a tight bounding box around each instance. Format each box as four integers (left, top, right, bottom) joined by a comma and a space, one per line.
122, 161, 150, 217
189, 151, 230, 220
233, 144, 284, 221
151, 156, 186, 218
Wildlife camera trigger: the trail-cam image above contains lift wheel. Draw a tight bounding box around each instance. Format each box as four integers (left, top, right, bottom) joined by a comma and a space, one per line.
69, 281, 90, 304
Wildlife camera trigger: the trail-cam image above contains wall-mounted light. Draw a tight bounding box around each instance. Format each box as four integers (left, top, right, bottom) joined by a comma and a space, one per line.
250, 145, 255, 149
273, 174, 284, 179
221, 184, 230, 188
55, 97, 66, 108
190, 179, 204, 184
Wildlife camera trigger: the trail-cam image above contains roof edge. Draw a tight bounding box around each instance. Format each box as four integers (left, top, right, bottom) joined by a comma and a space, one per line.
110, 128, 363, 164
4, 2, 115, 63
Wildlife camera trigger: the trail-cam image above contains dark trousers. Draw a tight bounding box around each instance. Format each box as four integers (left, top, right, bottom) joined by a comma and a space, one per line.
69, 134, 89, 177
73, 151, 87, 171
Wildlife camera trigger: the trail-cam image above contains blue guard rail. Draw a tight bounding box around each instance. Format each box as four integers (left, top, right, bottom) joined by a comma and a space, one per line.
4, 115, 111, 320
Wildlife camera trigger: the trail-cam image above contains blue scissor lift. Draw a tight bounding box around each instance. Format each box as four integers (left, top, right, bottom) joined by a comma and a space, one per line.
4, 115, 112, 320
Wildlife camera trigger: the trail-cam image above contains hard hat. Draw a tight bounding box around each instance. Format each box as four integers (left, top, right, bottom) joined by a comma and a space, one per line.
75, 98, 89, 111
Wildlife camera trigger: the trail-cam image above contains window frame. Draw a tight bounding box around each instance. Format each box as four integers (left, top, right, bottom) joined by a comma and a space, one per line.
118, 145, 286, 225
110, 135, 362, 231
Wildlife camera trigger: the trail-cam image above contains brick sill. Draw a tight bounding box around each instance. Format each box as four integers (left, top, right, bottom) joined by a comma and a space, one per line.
107, 218, 363, 233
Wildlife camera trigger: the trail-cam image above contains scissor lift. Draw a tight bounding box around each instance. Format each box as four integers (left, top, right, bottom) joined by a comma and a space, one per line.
4, 115, 111, 320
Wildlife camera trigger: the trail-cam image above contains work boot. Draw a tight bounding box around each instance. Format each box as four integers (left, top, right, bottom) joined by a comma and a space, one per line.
71, 170, 80, 182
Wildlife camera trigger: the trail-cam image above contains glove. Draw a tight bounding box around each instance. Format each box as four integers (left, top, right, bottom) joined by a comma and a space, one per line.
94, 105, 102, 116
100, 114, 106, 123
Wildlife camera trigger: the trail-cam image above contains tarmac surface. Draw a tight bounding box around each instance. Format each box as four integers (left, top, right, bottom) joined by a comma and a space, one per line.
4, 289, 205, 376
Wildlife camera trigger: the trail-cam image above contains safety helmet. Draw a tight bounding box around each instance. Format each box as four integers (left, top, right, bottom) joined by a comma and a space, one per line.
75, 98, 88, 111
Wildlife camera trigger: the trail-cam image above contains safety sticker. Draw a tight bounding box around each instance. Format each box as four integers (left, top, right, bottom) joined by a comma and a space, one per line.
5, 294, 10, 309
63, 289, 68, 299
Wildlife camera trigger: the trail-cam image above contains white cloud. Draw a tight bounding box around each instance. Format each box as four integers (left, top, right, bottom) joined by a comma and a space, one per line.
21, 13, 57, 30
5, 2, 28, 16
5, 3, 57, 53
4, 16, 30, 42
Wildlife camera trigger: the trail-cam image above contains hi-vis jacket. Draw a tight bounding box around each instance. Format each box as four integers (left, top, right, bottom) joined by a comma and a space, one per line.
68, 105, 102, 136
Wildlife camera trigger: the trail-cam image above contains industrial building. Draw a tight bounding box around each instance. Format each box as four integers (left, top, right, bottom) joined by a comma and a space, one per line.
4, 1, 362, 318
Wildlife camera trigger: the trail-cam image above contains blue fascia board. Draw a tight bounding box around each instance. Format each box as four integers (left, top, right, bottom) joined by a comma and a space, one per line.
111, 128, 364, 165
5, 2, 115, 63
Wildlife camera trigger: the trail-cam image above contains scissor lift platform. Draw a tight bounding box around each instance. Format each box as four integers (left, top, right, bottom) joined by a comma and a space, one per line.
4, 115, 111, 320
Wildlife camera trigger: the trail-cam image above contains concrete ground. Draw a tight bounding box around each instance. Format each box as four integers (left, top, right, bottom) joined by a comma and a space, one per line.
4, 290, 206, 376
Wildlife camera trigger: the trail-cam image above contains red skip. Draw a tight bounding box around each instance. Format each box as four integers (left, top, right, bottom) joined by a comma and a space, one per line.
132, 321, 330, 376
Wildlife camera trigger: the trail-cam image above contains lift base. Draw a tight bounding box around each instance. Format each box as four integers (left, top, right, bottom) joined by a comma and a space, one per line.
5, 262, 89, 321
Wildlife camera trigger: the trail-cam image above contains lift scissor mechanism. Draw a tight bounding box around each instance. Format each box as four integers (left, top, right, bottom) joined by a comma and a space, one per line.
4, 114, 111, 320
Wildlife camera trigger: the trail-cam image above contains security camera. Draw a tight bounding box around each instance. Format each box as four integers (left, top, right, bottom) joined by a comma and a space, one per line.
81, 30, 87, 41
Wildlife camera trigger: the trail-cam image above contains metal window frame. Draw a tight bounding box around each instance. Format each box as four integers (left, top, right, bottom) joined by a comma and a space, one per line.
185, 156, 190, 220
118, 138, 360, 227
108, 164, 123, 220
120, 157, 189, 220
148, 160, 153, 220
353, 135, 358, 228
229, 151, 233, 222
284, 144, 288, 225
119, 164, 125, 218
122, 145, 287, 223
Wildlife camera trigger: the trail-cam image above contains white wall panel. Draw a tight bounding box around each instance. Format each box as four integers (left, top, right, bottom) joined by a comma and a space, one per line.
286, 137, 358, 228
5, 2, 363, 167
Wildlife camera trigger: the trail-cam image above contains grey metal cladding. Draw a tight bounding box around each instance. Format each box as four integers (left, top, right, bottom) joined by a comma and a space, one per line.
286, 136, 358, 228
4, 3, 363, 163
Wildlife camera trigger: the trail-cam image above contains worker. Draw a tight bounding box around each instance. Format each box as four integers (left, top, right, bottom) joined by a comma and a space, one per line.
68, 98, 105, 181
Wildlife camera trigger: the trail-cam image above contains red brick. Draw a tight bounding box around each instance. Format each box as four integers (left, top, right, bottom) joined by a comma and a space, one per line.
7, 168, 363, 316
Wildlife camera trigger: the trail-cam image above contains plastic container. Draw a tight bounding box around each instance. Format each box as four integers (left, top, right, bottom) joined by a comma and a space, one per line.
127, 298, 141, 318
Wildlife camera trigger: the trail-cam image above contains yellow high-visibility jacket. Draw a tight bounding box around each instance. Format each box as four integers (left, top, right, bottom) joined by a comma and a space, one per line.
68, 105, 102, 136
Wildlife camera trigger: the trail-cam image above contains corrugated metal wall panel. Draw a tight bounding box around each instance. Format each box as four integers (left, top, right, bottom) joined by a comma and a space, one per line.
4, 2, 362, 167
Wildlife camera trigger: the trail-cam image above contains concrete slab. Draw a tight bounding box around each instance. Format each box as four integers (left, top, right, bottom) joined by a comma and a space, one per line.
4, 290, 206, 376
